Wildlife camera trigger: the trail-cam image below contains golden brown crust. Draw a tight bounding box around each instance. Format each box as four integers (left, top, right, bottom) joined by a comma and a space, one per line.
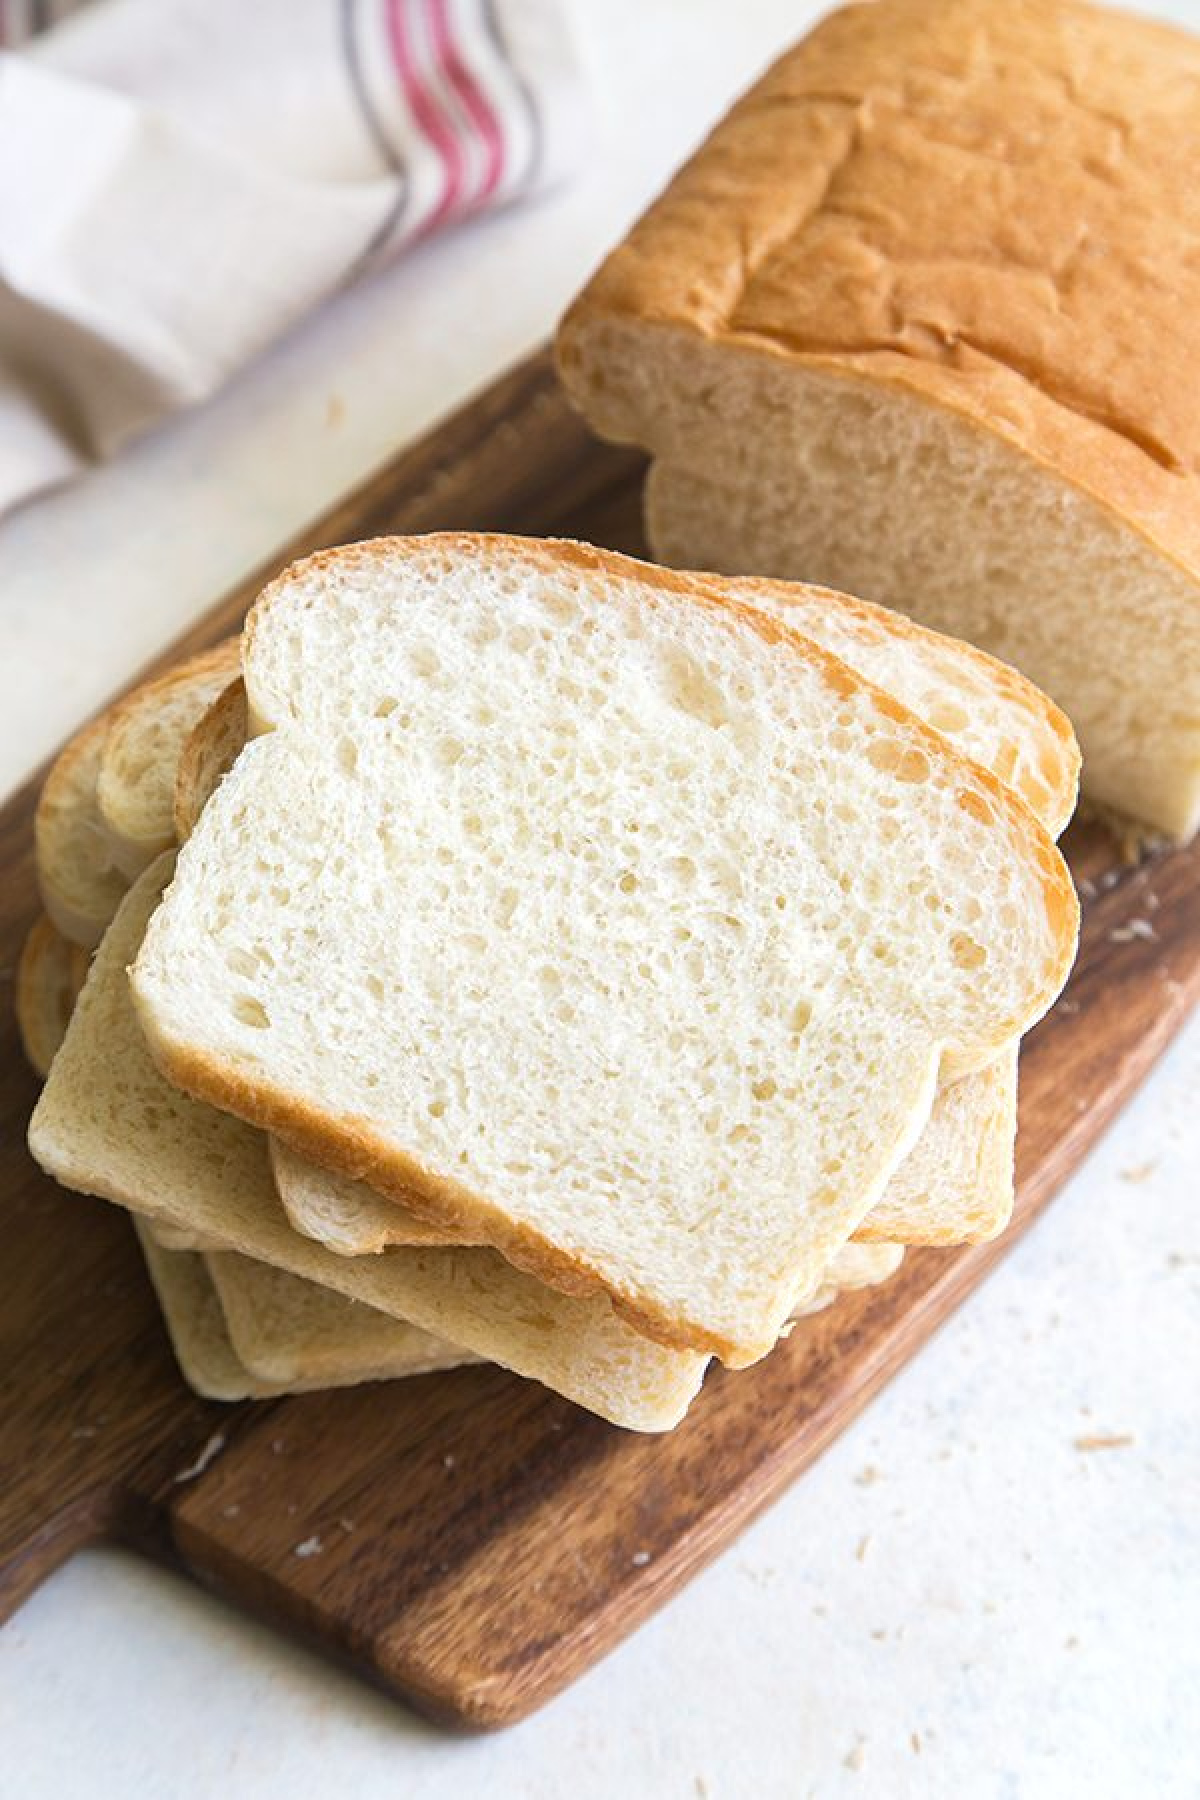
173, 676, 248, 844
100, 638, 242, 779
146, 532, 1078, 1362
16, 915, 90, 1079
558, 0, 1200, 581
725, 575, 1079, 834
34, 710, 129, 948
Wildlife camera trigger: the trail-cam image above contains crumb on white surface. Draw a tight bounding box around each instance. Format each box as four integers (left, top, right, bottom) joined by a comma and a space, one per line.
293, 1536, 324, 1560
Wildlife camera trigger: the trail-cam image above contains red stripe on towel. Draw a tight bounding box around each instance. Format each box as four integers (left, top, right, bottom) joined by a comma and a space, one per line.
385, 0, 467, 231
429, 0, 506, 206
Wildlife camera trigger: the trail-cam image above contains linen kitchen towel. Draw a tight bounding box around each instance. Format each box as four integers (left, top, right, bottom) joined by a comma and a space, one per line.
0, 0, 586, 515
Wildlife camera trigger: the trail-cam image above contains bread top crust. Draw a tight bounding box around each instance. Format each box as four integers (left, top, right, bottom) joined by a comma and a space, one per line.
558, 0, 1200, 578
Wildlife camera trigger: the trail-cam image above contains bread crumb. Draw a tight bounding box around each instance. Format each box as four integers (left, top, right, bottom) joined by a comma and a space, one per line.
338, 1517, 356, 1534
910, 1732, 922, 1755
325, 394, 345, 429
1108, 918, 1156, 943
271, 1438, 285, 1454
855, 1535, 872, 1562
293, 1535, 324, 1559
221, 1503, 240, 1519
1065, 1635, 1080, 1650
173, 1431, 226, 1484
844, 1739, 867, 1772
71, 1425, 98, 1440
854, 1464, 881, 1486
1074, 1433, 1134, 1452
1119, 1159, 1158, 1184
631, 1550, 651, 1567
443, 1453, 456, 1470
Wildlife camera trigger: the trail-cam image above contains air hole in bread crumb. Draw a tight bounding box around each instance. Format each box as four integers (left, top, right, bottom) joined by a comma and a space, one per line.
428, 1098, 446, 1118
927, 700, 969, 734
791, 1000, 813, 1035
951, 933, 988, 969
867, 741, 931, 783
373, 697, 399, 718
659, 647, 732, 729
232, 996, 269, 1029
752, 1078, 778, 1102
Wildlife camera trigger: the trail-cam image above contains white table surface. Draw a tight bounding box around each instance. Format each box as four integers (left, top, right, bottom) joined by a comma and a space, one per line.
3, 3, 1198, 1795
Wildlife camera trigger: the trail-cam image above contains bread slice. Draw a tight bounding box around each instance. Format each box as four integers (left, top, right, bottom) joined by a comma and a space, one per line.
97, 640, 242, 879
136, 1221, 289, 1402
556, 0, 1200, 840
35, 710, 129, 948
791, 1239, 905, 1320
173, 676, 248, 845
266, 570, 1071, 1259
47, 662, 1002, 1260
203, 1251, 478, 1389
857, 1045, 1016, 1246
30, 861, 711, 1431
16, 916, 91, 1078
270, 1140, 478, 1252
130, 535, 1076, 1364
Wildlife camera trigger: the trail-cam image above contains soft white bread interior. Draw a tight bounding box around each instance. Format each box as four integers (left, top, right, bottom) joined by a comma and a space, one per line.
129, 535, 1076, 1365
16, 916, 91, 1078
35, 711, 129, 948
556, 0, 1200, 840
30, 861, 712, 1431
269, 571, 1072, 1260
97, 639, 242, 879
204, 1252, 479, 1389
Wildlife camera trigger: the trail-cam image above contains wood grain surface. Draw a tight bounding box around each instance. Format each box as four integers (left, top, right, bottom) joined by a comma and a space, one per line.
2, 349, 1197, 1729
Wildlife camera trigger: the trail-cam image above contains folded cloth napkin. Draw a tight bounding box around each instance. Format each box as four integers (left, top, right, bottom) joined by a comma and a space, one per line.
0, 0, 586, 517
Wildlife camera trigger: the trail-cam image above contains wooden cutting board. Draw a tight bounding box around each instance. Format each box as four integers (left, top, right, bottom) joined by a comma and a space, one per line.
2, 349, 1198, 1729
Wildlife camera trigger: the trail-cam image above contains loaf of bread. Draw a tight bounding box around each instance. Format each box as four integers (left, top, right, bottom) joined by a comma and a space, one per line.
557, 0, 1200, 840
128, 535, 1075, 1366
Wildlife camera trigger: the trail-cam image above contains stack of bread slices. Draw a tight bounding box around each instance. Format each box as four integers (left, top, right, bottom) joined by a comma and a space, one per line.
25, 534, 1079, 1429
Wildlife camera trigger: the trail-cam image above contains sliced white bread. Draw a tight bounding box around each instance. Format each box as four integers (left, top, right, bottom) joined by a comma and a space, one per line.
35, 711, 129, 948
97, 639, 242, 879
265, 571, 1071, 1259
130, 535, 1077, 1364
791, 1239, 906, 1320
173, 675, 248, 845
30, 862, 712, 1431
16, 916, 91, 1078
556, 0, 1200, 840
203, 1251, 479, 1389
136, 1221, 291, 1402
